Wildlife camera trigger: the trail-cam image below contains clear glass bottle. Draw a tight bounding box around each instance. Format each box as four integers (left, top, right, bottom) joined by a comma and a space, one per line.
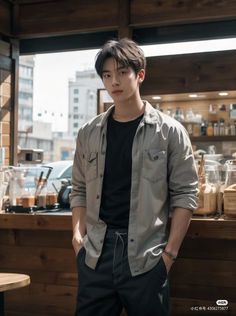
174, 107, 184, 122
230, 122, 236, 136
186, 108, 195, 122
219, 120, 225, 136
213, 122, 219, 136
201, 120, 207, 136
206, 122, 214, 136
224, 124, 230, 136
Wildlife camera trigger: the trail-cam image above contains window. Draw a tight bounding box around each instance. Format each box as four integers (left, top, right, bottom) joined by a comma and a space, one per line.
19, 91, 32, 100
18, 49, 104, 161
141, 38, 236, 57
61, 165, 72, 178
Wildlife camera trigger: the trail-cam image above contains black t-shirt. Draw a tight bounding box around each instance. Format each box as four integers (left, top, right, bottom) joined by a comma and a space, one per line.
99, 113, 143, 228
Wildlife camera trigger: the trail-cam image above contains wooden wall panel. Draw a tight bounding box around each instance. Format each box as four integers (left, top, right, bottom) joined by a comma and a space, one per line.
0, 214, 236, 316
141, 50, 236, 95
131, 0, 236, 27
0, 0, 11, 36
15, 0, 236, 38
6, 283, 76, 316
0, 228, 77, 316
0, 46, 12, 166
18, 0, 119, 38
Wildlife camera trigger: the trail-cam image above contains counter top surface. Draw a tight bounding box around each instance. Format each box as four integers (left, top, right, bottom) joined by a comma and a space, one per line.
0, 212, 235, 239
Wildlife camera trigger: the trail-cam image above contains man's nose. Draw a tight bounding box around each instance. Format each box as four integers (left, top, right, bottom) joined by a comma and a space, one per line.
112, 74, 120, 86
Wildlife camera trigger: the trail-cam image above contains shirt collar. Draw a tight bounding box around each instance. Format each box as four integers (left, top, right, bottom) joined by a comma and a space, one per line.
96, 100, 161, 128
142, 101, 161, 125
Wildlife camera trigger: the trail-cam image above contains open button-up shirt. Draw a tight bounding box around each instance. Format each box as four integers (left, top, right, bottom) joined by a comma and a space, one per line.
70, 101, 198, 276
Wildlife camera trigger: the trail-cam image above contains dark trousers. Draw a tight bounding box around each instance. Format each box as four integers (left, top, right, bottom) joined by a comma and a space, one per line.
75, 229, 170, 316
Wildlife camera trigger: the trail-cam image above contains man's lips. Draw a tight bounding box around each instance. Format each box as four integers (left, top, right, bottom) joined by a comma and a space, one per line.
112, 90, 123, 94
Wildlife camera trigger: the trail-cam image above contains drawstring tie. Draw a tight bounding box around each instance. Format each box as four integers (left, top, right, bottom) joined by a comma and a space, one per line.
113, 231, 127, 278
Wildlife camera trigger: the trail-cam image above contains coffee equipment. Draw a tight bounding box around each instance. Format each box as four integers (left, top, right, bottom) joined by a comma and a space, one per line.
57, 180, 72, 209
6, 166, 59, 213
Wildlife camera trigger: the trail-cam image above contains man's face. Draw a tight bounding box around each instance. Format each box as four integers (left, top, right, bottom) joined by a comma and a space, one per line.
101, 57, 145, 103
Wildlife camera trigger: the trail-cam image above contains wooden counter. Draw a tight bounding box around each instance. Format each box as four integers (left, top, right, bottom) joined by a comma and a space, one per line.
0, 213, 235, 316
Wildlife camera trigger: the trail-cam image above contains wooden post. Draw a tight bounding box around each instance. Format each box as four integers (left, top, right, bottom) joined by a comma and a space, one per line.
10, 39, 19, 166
118, 0, 132, 39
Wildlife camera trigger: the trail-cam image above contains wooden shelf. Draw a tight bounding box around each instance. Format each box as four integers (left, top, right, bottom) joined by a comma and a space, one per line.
190, 136, 236, 142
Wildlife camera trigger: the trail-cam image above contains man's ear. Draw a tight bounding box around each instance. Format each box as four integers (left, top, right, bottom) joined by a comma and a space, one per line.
138, 69, 145, 83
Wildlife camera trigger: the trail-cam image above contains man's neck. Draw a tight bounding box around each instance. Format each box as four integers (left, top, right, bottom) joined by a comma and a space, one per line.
113, 98, 145, 122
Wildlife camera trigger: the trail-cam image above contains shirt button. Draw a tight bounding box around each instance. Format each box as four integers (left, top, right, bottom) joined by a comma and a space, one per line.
100, 174, 103, 178
96, 195, 100, 199
130, 239, 134, 242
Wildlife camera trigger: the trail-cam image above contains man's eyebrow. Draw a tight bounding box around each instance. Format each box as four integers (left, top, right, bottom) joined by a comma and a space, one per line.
102, 66, 128, 73
102, 70, 110, 74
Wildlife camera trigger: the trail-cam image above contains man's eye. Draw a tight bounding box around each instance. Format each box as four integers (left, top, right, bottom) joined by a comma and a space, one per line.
103, 74, 110, 79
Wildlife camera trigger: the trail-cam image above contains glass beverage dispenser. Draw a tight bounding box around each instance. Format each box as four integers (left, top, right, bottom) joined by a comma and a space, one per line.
224, 160, 236, 218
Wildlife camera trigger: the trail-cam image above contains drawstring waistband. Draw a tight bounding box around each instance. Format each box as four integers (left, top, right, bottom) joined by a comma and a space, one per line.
104, 229, 128, 280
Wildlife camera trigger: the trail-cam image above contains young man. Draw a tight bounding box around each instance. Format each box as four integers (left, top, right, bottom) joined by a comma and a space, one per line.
70, 38, 198, 316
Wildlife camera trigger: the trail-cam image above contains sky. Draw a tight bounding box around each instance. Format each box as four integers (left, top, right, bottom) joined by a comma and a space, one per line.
33, 49, 99, 132
31, 38, 236, 132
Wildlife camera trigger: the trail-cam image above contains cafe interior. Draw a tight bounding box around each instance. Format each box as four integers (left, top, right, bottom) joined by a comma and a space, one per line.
0, 0, 236, 315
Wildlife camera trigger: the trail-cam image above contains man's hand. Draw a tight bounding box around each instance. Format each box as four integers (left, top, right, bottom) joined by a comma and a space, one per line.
161, 252, 174, 274
72, 232, 83, 256
72, 206, 86, 256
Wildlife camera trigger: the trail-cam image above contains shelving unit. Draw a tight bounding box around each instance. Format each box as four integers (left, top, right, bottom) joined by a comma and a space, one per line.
190, 136, 236, 142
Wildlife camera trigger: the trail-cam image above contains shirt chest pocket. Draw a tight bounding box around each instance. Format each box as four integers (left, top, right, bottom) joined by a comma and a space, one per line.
142, 149, 167, 183
85, 152, 98, 182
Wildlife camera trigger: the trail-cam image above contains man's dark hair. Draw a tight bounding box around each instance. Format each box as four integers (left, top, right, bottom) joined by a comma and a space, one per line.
95, 38, 146, 78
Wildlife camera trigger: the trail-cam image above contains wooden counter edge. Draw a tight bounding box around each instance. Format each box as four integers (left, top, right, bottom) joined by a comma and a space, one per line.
0, 213, 236, 239
0, 212, 72, 231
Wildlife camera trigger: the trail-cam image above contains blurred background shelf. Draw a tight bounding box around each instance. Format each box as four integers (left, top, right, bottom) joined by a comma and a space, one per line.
190, 136, 236, 142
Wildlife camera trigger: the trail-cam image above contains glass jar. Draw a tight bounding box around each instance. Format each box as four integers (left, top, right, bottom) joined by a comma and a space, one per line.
224, 160, 236, 218
224, 160, 236, 188
36, 180, 47, 208
8, 166, 46, 211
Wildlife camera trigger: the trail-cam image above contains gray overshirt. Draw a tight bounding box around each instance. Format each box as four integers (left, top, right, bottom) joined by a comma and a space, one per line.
70, 101, 198, 276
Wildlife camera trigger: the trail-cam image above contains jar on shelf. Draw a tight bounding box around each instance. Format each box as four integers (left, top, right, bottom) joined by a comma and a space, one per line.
174, 107, 185, 122
194, 155, 218, 216
219, 120, 225, 136
206, 122, 214, 136
224, 160, 236, 188
223, 160, 236, 218
213, 122, 219, 136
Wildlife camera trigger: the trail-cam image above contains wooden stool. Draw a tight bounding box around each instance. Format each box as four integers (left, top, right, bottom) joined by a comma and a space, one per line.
0, 273, 30, 316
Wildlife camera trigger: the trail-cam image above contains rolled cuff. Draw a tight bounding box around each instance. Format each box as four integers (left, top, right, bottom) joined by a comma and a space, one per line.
170, 195, 199, 213
70, 196, 86, 209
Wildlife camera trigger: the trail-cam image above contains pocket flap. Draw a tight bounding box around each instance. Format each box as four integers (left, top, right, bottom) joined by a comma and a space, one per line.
146, 149, 166, 161
87, 152, 97, 162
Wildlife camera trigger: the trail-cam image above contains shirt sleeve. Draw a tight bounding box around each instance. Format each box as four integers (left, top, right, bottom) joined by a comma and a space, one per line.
70, 127, 87, 209
167, 122, 199, 213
